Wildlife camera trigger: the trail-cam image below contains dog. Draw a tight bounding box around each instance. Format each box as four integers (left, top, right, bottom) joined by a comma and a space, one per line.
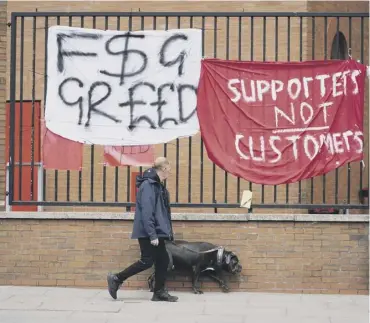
147, 240, 242, 294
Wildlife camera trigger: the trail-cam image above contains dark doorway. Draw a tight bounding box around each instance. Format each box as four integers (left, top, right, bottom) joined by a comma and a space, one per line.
330, 31, 348, 60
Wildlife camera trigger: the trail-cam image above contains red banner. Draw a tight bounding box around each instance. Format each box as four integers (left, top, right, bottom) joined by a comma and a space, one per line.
197, 59, 366, 185
103, 145, 154, 167
41, 121, 83, 170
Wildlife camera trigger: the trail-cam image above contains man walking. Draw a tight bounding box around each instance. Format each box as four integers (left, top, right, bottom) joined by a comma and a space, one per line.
107, 157, 178, 302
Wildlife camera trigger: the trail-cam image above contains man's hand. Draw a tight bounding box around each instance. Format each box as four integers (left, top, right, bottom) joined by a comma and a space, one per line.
150, 238, 159, 246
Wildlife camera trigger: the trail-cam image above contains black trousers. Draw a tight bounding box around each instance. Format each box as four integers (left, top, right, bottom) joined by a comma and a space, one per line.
116, 238, 169, 292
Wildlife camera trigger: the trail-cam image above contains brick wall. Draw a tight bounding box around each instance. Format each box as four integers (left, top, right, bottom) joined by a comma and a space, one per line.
0, 218, 368, 294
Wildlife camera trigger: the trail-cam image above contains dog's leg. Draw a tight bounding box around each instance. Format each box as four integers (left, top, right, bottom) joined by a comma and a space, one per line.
147, 272, 155, 292
191, 265, 203, 294
167, 249, 174, 271
206, 272, 230, 293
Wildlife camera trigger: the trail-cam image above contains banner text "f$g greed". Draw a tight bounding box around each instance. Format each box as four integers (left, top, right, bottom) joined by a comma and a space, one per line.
45, 26, 202, 146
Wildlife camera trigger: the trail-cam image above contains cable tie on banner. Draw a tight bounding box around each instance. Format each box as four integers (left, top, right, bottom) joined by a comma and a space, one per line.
348, 47, 352, 59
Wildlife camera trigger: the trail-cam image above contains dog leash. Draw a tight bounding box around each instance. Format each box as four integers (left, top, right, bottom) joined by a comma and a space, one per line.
168, 241, 223, 254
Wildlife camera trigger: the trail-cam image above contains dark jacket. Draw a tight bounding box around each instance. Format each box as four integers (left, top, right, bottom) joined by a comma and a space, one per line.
131, 168, 173, 241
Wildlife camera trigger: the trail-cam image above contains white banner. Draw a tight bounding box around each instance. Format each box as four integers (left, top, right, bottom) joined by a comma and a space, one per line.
45, 26, 202, 145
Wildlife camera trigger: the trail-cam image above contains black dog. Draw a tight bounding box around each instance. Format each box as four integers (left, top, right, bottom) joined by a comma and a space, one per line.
147, 240, 242, 294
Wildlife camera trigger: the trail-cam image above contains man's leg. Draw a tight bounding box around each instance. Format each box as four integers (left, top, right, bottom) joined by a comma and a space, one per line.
153, 239, 169, 292
115, 238, 154, 281
151, 239, 178, 302
107, 238, 153, 300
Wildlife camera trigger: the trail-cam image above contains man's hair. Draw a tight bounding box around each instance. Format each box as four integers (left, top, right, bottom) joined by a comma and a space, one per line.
153, 157, 170, 170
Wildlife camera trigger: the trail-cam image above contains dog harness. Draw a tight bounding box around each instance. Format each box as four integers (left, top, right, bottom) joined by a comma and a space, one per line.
216, 247, 225, 267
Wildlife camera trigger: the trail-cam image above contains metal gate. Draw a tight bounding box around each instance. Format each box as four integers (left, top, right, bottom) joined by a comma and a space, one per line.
7, 11, 369, 212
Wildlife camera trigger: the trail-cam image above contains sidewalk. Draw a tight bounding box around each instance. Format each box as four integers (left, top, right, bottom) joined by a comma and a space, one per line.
0, 286, 368, 323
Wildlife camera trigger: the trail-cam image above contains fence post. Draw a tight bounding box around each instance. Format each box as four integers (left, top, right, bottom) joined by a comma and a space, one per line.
9, 13, 17, 206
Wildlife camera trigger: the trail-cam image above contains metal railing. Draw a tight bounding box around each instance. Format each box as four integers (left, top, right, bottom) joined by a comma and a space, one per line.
7, 11, 369, 211
5, 162, 44, 212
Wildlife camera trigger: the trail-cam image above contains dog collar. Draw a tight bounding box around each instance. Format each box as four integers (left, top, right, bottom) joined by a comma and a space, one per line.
216, 247, 225, 267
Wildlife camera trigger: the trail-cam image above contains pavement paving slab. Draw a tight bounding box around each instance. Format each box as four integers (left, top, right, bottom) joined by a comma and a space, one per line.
0, 286, 368, 323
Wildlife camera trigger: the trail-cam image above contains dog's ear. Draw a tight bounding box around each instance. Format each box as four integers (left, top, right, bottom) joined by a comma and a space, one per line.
231, 253, 238, 261
233, 255, 239, 265
227, 253, 239, 265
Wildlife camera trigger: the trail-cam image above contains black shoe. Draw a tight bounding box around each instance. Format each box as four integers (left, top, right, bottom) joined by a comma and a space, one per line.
107, 273, 122, 300
151, 289, 178, 302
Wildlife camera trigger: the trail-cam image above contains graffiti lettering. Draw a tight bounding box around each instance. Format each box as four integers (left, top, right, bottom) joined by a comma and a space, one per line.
46, 26, 202, 145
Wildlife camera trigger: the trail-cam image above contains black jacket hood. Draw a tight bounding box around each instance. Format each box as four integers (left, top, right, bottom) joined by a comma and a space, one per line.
136, 168, 161, 188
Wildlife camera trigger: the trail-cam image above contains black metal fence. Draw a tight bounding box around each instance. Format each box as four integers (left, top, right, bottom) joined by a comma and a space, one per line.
8, 11, 369, 211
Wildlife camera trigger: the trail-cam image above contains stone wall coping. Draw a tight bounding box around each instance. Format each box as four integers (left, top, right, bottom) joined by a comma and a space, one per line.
0, 212, 368, 222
